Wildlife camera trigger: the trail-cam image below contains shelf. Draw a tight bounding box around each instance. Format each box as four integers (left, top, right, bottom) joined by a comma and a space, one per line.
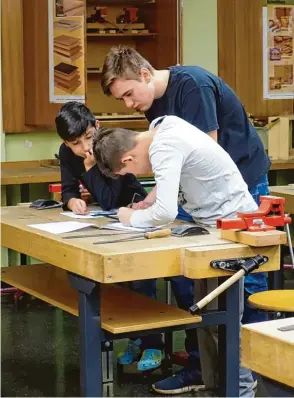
99, 118, 149, 130
87, 69, 102, 74
87, 32, 156, 37
87, 0, 155, 5
95, 113, 145, 120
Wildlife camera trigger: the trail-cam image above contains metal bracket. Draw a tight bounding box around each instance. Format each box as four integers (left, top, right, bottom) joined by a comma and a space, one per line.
211, 255, 269, 274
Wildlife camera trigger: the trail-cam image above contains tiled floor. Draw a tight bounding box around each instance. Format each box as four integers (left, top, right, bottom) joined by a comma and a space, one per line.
2, 275, 294, 397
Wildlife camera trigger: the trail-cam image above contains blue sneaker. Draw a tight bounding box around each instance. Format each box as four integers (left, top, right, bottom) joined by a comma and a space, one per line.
152, 367, 204, 395
117, 338, 142, 365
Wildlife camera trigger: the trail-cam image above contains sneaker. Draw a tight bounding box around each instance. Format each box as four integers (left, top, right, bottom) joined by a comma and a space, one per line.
152, 367, 204, 395
117, 338, 142, 365
137, 349, 164, 371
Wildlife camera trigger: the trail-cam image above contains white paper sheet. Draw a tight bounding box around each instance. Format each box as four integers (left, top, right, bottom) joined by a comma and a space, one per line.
61, 210, 118, 219
102, 223, 160, 233
61, 212, 104, 219
28, 221, 95, 234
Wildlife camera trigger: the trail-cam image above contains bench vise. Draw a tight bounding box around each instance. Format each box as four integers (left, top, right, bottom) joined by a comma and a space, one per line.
216, 196, 292, 232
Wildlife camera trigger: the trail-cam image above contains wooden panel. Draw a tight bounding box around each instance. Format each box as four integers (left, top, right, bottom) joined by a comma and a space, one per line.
23, 0, 61, 126
217, 0, 236, 90
1, 263, 202, 333
268, 117, 294, 160
136, 0, 178, 68
1, 0, 26, 132
218, 0, 294, 117
184, 244, 280, 279
241, 318, 294, 387
221, 229, 287, 246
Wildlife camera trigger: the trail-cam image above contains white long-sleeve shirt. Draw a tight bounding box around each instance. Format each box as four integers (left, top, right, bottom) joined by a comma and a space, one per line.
130, 116, 258, 228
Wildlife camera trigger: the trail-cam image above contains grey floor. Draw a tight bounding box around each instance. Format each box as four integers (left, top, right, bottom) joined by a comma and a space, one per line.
1, 275, 294, 397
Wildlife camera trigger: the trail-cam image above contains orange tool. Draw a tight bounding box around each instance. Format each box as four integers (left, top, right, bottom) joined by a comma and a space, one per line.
216, 196, 292, 232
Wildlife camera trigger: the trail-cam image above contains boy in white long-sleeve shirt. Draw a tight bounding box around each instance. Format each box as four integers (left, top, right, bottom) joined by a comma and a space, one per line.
94, 115, 257, 226
93, 115, 257, 397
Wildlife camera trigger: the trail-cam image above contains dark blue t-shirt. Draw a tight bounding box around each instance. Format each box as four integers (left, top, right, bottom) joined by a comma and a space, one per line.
145, 66, 270, 189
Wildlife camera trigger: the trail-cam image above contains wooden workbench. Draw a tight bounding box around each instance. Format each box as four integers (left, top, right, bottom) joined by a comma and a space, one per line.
1, 160, 61, 185
270, 185, 294, 214
0, 206, 282, 397
0, 207, 281, 283
241, 318, 294, 392
270, 159, 294, 171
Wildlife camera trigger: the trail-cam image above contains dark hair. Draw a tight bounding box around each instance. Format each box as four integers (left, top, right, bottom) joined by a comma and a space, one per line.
93, 127, 139, 178
101, 46, 154, 95
55, 101, 96, 141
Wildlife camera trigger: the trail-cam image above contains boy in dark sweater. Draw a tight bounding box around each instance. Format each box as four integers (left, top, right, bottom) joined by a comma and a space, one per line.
55, 101, 146, 213
55, 101, 162, 370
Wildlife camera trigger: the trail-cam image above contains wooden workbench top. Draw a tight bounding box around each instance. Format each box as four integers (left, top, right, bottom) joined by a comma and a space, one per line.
1, 206, 280, 283
241, 317, 294, 388
1, 160, 61, 185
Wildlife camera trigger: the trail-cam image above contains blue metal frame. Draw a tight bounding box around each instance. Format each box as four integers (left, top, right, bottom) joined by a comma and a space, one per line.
68, 273, 102, 397
68, 272, 241, 397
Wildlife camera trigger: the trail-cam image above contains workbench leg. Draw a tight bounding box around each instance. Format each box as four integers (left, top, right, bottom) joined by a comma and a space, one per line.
219, 280, 241, 397
68, 273, 103, 397
20, 183, 30, 265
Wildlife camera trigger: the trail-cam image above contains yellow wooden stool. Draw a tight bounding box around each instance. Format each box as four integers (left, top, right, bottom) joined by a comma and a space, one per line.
248, 290, 294, 313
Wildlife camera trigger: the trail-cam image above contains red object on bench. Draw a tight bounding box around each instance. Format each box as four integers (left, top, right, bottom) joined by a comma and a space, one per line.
217, 196, 292, 232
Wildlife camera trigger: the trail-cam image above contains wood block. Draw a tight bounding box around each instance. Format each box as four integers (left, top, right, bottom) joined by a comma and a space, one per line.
54, 75, 80, 88
220, 230, 287, 247
241, 318, 294, 387
54, 35, 81, 48
54, 69, 79, 81
54, 62, 78, 76
54, 19, 82, 31
54, 45, 82, 56
54, 81, 81, 94
184, 244, 280, 279
54, 49, 83, 62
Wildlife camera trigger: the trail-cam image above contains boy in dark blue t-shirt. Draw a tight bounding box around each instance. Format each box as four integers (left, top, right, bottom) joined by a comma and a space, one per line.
101, 46, 268, 395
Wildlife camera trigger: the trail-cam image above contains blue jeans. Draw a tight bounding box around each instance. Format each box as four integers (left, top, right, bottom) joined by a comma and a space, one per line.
172, 176, 270, 366
128, 279, 163, 349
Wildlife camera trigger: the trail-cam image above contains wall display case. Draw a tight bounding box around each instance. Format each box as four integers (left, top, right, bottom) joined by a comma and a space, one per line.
2, 0, 181, 132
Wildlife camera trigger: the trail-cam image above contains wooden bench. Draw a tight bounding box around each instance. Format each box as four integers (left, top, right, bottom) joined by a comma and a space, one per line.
1, 263, 202, 334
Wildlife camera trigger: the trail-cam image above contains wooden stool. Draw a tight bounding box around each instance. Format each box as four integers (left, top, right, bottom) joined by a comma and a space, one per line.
248, 290, 294, 313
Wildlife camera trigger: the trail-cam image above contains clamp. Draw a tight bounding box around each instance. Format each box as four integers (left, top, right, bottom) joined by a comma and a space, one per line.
216, 196, 291, 232
217, 195, 293, 268
190, 255, 268, 314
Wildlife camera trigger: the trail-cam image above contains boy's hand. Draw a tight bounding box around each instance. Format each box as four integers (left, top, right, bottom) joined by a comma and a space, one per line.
118, 207, 134, 226
84, 150, 96, 172
131, 200, 152, 210
68, 198, 88, 215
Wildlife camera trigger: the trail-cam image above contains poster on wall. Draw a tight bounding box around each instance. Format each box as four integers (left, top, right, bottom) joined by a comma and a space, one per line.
48, 0, 85, 103
263, 5, 294, 99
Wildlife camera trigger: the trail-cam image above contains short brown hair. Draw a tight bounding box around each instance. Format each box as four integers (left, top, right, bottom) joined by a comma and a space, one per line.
101, 46, 154, 95
93, 127, 139, 178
